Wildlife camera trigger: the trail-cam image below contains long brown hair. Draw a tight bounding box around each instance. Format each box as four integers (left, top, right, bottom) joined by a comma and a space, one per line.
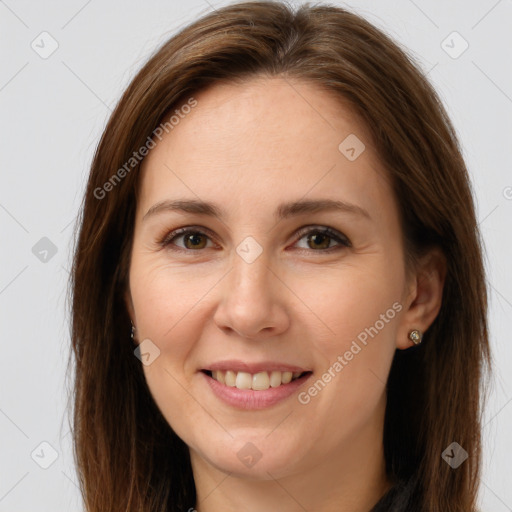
67, 1, 491, 510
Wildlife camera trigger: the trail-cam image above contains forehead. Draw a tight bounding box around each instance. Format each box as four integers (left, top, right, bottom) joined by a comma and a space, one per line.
137, 77, 394, 223
166, 77, 370, 158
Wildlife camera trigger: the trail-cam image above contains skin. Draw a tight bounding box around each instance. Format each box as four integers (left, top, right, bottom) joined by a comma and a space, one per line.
125, 77, 446, 512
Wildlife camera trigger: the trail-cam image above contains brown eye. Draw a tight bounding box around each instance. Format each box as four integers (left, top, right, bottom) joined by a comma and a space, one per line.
160, 228, 215, 251
294, 226, 351, 252
306, 232, 331, 250
160, 225, 350, 254
182, 232, 208, 249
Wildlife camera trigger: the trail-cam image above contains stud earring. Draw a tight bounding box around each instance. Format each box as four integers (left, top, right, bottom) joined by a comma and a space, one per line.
131, 321, 136, 341
408, 329, 423, 345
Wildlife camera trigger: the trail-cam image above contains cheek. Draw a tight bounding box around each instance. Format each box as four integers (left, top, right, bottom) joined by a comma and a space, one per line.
292, 263, 403, 415
128, 257, 223, 417
294, 261, 404, 347
129, 261, 210, 431
130, 262, 212, 357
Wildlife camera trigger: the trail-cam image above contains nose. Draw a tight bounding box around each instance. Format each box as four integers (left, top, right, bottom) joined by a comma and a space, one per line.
213, 249, 290, 340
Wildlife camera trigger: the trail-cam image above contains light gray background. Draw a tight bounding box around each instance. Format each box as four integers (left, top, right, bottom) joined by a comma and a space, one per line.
1, 0, 511, 510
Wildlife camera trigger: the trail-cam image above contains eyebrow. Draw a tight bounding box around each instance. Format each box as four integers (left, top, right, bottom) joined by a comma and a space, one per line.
142, 198, 371, 222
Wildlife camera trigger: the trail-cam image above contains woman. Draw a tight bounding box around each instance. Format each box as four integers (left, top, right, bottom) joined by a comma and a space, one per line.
69, 1, 491, 511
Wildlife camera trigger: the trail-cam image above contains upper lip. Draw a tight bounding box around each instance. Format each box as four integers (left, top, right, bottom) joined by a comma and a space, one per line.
202, 360, 311, 374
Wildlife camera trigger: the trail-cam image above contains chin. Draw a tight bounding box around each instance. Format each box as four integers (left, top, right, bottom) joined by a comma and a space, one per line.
192, 433, 307, 480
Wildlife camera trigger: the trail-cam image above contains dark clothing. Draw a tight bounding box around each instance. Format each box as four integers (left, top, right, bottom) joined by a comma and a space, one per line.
369, 477, 417, 512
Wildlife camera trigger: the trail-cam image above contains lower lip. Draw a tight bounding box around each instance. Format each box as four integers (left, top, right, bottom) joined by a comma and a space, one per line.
201, 371, 312, 410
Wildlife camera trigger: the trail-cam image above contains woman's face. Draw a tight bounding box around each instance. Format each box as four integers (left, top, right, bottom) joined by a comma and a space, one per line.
126, 77, 415, 480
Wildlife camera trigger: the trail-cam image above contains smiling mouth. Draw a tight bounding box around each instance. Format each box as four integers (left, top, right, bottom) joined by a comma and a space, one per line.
201, 369, 312, 391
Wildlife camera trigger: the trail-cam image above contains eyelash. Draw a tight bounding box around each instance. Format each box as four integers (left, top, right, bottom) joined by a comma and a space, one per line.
158, 225, 351, 254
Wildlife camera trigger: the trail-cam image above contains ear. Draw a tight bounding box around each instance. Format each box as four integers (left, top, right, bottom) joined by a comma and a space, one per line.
396, 247, 447, 349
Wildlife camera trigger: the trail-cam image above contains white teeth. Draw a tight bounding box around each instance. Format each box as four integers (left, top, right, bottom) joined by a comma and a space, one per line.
235, 371, 252, 389
252, 371, 270, 390
269, 371, 282, 388
209, 369, 304, 390
212, 370, 225, 385
281, 371, 293, 384
225, 370, 236, 387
